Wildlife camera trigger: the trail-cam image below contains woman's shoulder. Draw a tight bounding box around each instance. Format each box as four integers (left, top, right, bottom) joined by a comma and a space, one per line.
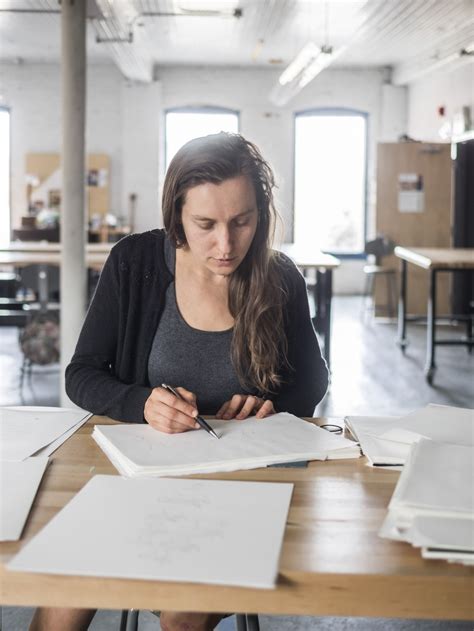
270, 249, 305, 286
108, 229, 167, 265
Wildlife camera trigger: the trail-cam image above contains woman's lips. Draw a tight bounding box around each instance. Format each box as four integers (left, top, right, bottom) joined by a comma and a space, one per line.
214, 258, 236, 266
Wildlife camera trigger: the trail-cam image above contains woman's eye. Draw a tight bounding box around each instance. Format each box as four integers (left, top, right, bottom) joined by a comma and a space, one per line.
199, 223, 214, 230
234, 219, 249, 228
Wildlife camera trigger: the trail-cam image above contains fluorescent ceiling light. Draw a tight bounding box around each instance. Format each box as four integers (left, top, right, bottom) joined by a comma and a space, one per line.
270, 41, 341, 105
279, 42, 321, 86
278, 43, 334, 88
299, 46, 334, 87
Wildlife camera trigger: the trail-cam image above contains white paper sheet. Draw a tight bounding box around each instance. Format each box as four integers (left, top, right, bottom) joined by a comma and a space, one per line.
0, 457, 49, 541
0, 406, 91, 461
390, 439, 474, 515
356, 432, 411, 466
93, 412, 360, 477
346, 405, 474, 466
8, 475, 293, 589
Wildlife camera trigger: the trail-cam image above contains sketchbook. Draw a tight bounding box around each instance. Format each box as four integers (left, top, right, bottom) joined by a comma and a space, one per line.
0, 406, 92, 461
0, 457, 49, 541
379, 439, 474, 565
93, 412, 360, 477
8, 475, 294, 589
345, 404, 474, 466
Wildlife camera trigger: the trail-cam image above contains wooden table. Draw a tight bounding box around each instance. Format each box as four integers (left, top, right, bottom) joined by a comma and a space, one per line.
281, 245, 340, 367
394, 247, 474, 384
1, 416, 472, 621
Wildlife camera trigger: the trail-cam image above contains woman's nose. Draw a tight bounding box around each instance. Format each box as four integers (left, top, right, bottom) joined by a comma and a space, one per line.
216, 227, 232, 253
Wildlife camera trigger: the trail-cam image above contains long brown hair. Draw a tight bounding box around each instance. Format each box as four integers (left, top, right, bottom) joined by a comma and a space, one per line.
162, 132, 288, 394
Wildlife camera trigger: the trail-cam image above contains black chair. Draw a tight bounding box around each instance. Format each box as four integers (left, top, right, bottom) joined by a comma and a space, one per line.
362, 236, 397, 319
119, 610, 259, 630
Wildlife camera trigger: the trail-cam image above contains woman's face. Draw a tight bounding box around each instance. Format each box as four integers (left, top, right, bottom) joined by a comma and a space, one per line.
180, 175, 259, 277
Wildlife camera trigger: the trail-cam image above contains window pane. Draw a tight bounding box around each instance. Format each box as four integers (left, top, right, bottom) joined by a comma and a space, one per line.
165, 111, 239, 169
294, 113, 366, 253
0, 109, 10, 245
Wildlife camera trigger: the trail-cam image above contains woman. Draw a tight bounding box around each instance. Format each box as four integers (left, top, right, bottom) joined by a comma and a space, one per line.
30, 133, 328, 631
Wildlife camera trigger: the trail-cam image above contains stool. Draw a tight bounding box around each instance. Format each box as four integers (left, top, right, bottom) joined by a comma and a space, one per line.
362, 236, 397, 319
119, 610, 259, 630
362, 264, 397, 318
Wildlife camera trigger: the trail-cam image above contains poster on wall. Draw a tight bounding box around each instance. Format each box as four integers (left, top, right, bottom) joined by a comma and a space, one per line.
398, 173, 424, 213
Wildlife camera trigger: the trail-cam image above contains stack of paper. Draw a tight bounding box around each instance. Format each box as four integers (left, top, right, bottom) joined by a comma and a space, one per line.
93, 412, 360, 477
0, 405, 91, 541
379, 439, 474, 565
345, 404, 474, 467
8, 475, 294, 588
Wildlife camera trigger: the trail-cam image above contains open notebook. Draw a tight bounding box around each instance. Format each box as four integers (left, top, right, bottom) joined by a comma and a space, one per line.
93, 412, 360, 477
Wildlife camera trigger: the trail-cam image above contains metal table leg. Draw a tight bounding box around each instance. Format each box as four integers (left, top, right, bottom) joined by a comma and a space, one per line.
235, 613, 247, 630
37, 264, 50, 313
314, 268, 332, 368
425, 269, 437, 384
246, 614, 260, 631
120, 609, 139, 631
397, 259, 408, 351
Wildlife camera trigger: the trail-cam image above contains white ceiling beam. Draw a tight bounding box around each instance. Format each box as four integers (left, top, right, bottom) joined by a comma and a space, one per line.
392, 23, 474, 85
92, 0, 153, 82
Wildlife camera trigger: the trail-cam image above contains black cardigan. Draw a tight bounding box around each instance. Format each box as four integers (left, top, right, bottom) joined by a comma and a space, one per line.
65, 230, 329, 422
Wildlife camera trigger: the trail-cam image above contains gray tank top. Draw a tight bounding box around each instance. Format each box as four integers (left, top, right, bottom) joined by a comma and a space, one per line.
147, 237, 245, 414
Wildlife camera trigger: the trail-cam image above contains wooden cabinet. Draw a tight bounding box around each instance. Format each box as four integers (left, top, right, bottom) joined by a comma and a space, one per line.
375, 142, 452, 316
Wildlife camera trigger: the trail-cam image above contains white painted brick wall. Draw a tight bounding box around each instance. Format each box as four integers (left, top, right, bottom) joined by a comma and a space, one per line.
1, 62, 410, 292
407, 64, 474, 141
0, 63, 124, 230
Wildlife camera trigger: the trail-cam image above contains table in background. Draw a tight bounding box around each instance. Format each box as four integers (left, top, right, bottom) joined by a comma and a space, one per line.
395, 246, 474, 384
281, 245, 340, 368
1, 416, 471, 620
0, 246, 111, 310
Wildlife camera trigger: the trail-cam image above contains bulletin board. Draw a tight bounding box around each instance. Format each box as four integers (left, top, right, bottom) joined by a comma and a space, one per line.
25, 153, 110, 218
375, 142, 452, 316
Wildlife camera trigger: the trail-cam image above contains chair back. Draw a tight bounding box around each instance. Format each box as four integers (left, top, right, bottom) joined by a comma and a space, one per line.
364, 236, 395, 265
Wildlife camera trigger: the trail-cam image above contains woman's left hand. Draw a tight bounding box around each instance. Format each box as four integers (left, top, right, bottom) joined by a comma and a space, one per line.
216, 395, 275, 420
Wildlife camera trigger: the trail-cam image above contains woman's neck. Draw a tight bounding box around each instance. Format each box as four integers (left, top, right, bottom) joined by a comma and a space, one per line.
176, 247, 231, 288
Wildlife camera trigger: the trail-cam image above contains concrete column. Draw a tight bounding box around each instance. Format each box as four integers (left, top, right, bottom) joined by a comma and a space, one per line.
60, 0, 87, 406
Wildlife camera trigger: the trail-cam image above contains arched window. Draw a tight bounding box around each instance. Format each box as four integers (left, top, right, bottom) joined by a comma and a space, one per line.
165, 106, 239, 170
294, 108, 368, 255
0, 106, 10, 245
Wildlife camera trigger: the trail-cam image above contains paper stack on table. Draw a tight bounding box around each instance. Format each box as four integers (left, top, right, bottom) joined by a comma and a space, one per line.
379, 439, 474, 565
93, 412, 360, 478
8, 475, 294, 589
0, 406, 91, 541
345, 404, 474, 467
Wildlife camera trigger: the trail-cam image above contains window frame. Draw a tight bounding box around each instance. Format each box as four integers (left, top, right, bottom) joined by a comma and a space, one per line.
164, 105, 240, 171
0, 105, 11, 244
293, 107, 369, 259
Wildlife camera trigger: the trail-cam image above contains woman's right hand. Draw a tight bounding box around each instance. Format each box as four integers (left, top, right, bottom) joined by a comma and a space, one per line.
144, 386, 200, 434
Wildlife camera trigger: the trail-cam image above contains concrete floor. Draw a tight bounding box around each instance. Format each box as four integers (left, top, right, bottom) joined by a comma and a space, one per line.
1, 296, 473, 630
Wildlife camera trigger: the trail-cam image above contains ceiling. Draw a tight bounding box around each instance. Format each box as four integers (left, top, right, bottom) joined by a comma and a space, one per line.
0, 0, 473, 85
